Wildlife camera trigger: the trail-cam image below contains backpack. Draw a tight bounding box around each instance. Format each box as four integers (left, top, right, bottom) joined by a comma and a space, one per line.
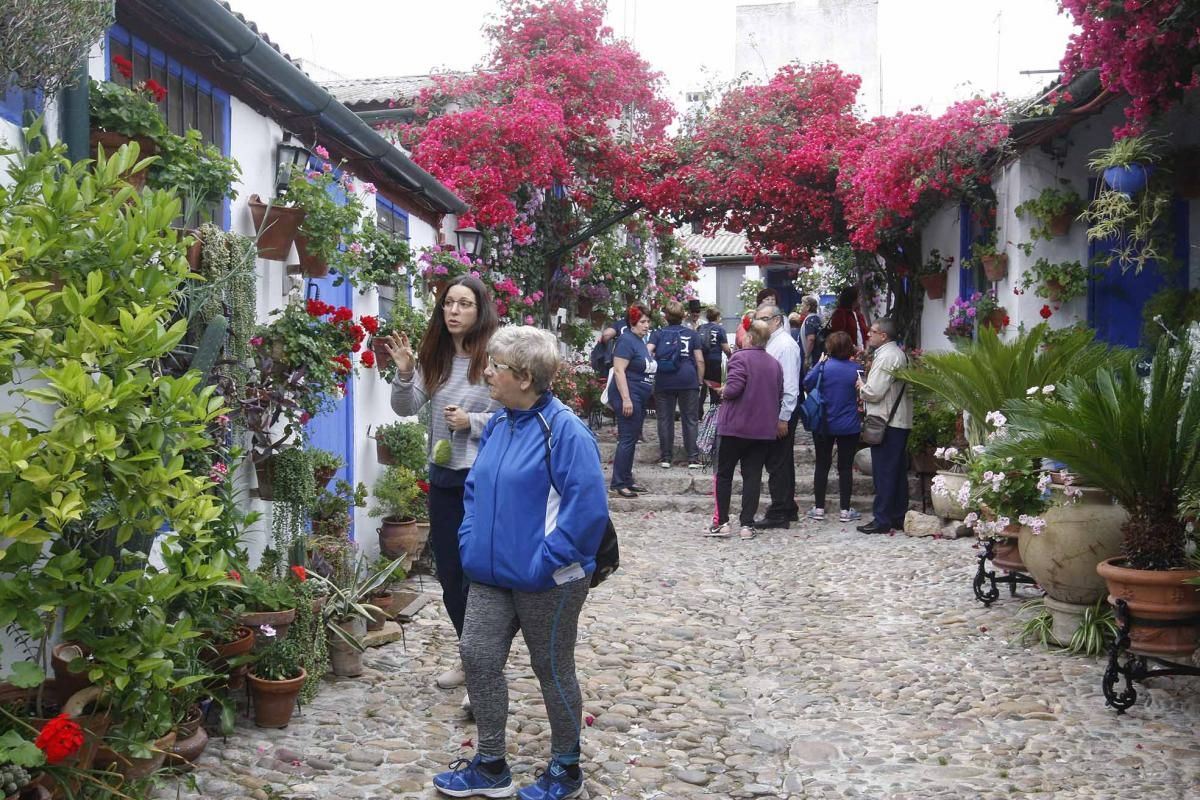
809, 316, 832, 361
654, 328, 685, 374
588, 338, 609, 372
699, 322, 723, 359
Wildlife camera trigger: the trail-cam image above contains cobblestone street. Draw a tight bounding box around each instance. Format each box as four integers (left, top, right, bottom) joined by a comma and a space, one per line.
180, 431, 1200, 799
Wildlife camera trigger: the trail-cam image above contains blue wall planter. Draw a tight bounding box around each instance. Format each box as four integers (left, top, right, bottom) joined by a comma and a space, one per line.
1102, 164, 1154, 195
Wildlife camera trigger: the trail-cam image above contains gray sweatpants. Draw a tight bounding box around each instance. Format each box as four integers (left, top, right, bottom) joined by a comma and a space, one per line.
460, 579, 590, 760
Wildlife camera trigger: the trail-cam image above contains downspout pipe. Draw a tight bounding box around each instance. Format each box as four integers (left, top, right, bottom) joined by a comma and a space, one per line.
153, 0, 466, 215
60, 60, 91, 162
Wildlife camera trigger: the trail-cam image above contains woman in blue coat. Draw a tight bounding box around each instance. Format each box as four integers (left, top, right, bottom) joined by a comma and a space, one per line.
432, 326, 608, 800
802, 330, 864, 523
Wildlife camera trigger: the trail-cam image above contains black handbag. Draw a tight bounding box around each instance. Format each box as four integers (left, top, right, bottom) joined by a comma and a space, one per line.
537, 414, 620, 587
861, 383, 906, 446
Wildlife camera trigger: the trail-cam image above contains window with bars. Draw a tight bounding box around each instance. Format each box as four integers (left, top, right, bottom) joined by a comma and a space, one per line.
376, 198, 411, 318
106, 24, 231, 227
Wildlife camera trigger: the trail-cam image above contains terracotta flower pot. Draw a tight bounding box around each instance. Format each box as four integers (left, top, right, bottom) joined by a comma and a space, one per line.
591, 309, 607, 328
919, 272, 947, 300
375, 440, 396, 465
981, 309, 1008, 331
378, 516, 422, 558
990, 523, 1027, 573
1048, 211, 1075, 237
203, 626, 255, 689
366, 592, 395, 631
238, 608, 297, 644
50, 642, 92, 700
248, 194, 305, 260
248, 668, 307, 728
94, 731, 176, 781
1096, 558, 1200, 659
164, 724, 208, 772
291, 234, 330, 278
371, 337, 393, 370
314, 466, 337, 490
576, 297, 593, 319
980, 253, 1008, 282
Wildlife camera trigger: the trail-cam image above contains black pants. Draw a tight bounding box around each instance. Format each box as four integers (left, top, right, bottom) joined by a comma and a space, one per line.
871, 426, 911, 530
812, 432, 859, 511
713, 435, 770, 527
699, 360, 722, 411
428, 465, 470, 637
763, 407, 801, 521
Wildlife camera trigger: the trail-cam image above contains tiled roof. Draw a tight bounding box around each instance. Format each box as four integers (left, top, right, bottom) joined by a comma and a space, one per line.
322, 74, 453, 107
218, 1, 304, 72
679, 229, 753, 259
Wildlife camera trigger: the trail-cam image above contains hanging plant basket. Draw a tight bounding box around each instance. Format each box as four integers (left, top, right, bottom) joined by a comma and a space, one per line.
577, 297, 594, 319
919, 272, 947, 300
980, 254, 1008, 282
1044, 278, 1065, 303
591, 309, 608, 329
1102, 164, 1154, 195
376, 440, 396, 465
981, 309, 1008, 332
314, 466, 337, 490
248, 194, 306, 261
1048, 211, 1075, 237
291, 234, 330, 278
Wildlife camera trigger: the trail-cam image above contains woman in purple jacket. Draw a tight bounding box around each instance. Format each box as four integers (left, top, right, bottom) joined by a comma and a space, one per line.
707, 321, 783, 540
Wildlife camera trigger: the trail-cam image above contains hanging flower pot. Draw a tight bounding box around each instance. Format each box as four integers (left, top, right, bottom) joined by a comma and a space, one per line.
370, 337, 393, 370
577, 297, 594, 319
980, 254, 1008, 282
1047, 211, 1075, 237
981, 309, 1008, 331
591, 309, 608, 329
919, 272, 947, 300
248, 194, 306, 261
376, 439, 396, 465
248, 668, 307, 728
1102, 164, 1154, 195
292, 234, 330, 278
1044, 278, 1065, 303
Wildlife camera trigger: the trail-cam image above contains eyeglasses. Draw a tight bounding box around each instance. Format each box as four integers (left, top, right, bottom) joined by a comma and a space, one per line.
442, 298, 477, 311
487, 358, 513, 372
754, 314, 780, 322
869, 329, 883, 336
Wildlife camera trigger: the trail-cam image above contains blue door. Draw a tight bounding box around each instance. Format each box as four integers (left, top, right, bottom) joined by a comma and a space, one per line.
1087, 192, 1189, 349
304, 175, 357, 539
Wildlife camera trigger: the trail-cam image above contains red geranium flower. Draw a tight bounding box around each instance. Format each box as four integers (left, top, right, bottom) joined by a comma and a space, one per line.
332, 306, 353, 323
35, 714, 85, 765
143, 79, 167, 102
361, 315, 380, 335
1040, 304, 1053, 320
361, 350, 376, 368
417, 480, 430, 494
290, 565, 307, 582
112, 55, 134, 80
228, 569, 242, 582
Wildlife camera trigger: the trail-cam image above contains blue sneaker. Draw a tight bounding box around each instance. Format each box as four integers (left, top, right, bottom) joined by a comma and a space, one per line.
432, 755, 515, 798
517, 761, 584, 800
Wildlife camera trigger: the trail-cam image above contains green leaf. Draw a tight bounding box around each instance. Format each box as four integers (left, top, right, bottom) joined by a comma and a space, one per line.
7, 659, 46, 688
0, 730, 46, 767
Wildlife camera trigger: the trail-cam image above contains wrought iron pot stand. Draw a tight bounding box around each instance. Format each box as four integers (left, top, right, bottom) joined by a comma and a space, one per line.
972, 536, 1039, 606
1101, 598, 1200, 712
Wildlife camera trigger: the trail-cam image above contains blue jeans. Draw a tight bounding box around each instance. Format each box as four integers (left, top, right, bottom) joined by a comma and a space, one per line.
610, 381, 650, 489
870, 426, 910, 529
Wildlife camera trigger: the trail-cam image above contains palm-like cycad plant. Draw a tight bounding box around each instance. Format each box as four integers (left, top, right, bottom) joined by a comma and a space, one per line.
991, 338, 1200, 570
895, 324, 1129, 444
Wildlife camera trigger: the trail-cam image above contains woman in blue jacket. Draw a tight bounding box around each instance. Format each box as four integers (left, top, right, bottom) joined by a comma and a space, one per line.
802, 330, 864, 524
432, 326, 608, 800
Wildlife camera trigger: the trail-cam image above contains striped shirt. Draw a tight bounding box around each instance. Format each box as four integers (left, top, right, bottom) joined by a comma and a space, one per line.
390, 355, 499, 471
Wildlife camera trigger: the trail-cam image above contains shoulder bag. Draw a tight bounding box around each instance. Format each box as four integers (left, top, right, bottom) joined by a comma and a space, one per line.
861, 382, 906, 446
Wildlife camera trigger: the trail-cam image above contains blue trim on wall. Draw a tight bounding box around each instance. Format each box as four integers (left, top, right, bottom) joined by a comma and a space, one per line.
958, 202, 975, 300
106, 23, 233, 229
0, 77, 43, 126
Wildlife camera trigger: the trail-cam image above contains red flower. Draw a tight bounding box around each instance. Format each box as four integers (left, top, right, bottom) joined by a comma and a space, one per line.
1001, 314, 1011, 328
361, 315, 380, 335
290, 565, 307, 582
350, 324, 365, 343
1040, 304, 1053, 320
417, 480, 430, 494
332, 306, 353, 323
112, 55, 134, 80
143, 79, 167, 102
228, 569, 242, 582
300, 412, 311, 425
361, 350, 376, 368
332, 355, 352, 373
35, 714, 84, 765
306, 298, 333, 317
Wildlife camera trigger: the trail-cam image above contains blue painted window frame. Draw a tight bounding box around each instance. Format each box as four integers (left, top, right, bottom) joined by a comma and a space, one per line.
105, 23, 233, 229
0, 76, 42, 126
376, 196, 413, 305
958, 201, 976, 300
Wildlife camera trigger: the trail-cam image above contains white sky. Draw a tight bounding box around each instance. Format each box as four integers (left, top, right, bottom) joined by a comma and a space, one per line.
227, 0, 1079, 116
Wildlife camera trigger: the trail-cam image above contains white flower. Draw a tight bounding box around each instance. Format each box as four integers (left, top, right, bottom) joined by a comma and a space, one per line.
934, 447, 946, 459
1036, 473, 1052, 494
1064, 485, 1083, 502
996, 515, 1011, 530
1026, 386, 1039, 395
1029, 517, 1047, 535
972, 445, 986, 455
1018, 514, 1031, 525
956, 481, 973, 507
260, 624, 277, 638
1042, 385, 1055, 395
964, 511, 979, 528
931, 475, 948, 497
985, 410, 1007, 428
944, 446, 959, 459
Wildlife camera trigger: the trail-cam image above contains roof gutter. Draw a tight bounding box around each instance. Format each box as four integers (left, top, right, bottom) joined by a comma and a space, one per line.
151, 0, 466, 215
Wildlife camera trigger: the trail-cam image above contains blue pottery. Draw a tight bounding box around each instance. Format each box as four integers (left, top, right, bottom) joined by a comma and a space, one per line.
1102, 164, 1154, 195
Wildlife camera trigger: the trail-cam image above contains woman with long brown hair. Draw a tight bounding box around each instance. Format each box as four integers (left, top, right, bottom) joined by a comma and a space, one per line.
382, 275, 500, 693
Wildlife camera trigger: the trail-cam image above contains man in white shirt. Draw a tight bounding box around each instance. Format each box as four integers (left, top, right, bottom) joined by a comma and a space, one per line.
856, 317, 914, 534
753, 303, 804, 529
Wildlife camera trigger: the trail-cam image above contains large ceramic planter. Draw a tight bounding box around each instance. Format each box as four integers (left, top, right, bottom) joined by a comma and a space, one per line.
981, 253, 1008, 282
1102, 164, 1154, 195
1018, 486, 1126, 606
378, 516, 424, 558
248, 669, 306, 728
248, 194, 305, 260
328, 618, 367, 677
919, 272, 947, 300
291, 234, 330, 278
1096, 558, 1200, 659
238, 608, 297, 644
94, 731, 176, 781
930, 470, 968, 520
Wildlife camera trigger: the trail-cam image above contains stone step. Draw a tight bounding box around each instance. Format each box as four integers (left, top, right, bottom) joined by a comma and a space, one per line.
596, 441, 819, 465
607, 492, 874, 517
605, 468, 873, 497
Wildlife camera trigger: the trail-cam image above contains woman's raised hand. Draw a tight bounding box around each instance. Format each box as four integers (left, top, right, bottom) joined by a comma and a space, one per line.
383, 331, 415, 375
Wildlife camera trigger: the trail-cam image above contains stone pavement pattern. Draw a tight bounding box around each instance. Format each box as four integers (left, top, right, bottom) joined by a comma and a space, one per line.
168, 426, 1200, 799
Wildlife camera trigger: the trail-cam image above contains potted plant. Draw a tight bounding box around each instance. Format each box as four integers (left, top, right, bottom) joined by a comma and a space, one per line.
961, 442, 1051, 572
1018, 258, 1090, 304
917, 249, 954, 300
87, 70, 165, 188
310, 479, 368, 539
973, 236, 1008, 282
993, 334, 1200, 663
370, 465, 428, 558
152, 128, 241, 213
974, 290, 1008, 331
246, 626, 306, 728
907, 394, 956, 474
1090, 134, 1161, 195
369, 304, 427, 379
309, 448, 345, 490
416, 246, 478, 298
343, 218, 413, 293
282, 162, 368, 279
308, 556, 404, 677
372, 421, 427, 474
944, 294, 979, 340
1014, 184, 1083, 239
236, 569, 300, 643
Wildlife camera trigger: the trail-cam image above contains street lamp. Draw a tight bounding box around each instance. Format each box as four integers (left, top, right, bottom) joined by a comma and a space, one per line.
274, 135, 312, 194
455, 226, 484, 258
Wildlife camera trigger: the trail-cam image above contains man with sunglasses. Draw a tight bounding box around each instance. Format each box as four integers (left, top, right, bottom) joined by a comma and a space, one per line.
752, 303, 803, 529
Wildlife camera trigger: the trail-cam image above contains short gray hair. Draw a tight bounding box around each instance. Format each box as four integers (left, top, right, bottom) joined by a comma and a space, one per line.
876, 317, 898, 341
488, 326, 560, 393
756, 302, 783, 321
802, 295, 819, 313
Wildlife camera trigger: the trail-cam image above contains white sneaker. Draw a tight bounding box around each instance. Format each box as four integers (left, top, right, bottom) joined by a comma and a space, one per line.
659, 461, 671, 469
839, 509, 862, 522
687, 462, 703, 470
436, 667, 466, 689
805, 507, 825, 521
